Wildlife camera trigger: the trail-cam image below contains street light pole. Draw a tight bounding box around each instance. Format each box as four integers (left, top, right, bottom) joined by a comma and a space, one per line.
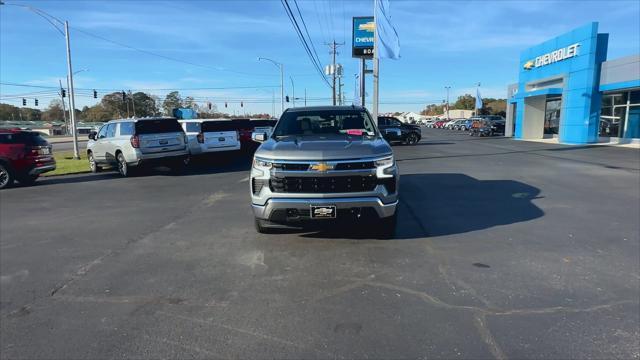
258, 57, 284, 116
290, 76, 295, 107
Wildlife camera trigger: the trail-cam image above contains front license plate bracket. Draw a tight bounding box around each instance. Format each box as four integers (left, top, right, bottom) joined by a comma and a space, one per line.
310, 205, 337, 219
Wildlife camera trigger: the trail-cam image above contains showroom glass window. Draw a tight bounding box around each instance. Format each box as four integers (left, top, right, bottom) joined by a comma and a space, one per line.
600, 90, 640, 138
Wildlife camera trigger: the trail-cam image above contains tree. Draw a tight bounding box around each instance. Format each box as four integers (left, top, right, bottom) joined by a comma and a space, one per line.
131, 92, 159, 117
453, 94, 475, 110
41, 100, 64, 122
81, 104, 112, 122
0, 103, 21, 121
485, 99, 507, 117
162, 91, 183, 115
101, 92, 128, 118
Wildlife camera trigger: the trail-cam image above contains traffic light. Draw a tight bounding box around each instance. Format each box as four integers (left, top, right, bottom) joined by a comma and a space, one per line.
286, 95, 290, 103
34, 99, 39, 106
240, 101, 243, 108
225, 102, 228, 108
122, 91, 126, 101
61, 89, 66, 98
93, 90, 97, 99
22, 98, 26, 106
208, 102, 212, 110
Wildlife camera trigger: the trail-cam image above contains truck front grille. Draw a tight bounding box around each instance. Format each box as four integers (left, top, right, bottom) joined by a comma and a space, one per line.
270, 176, 377, 193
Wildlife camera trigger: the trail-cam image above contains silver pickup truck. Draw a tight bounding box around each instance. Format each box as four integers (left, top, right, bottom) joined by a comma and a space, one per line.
249, 106, 399, 237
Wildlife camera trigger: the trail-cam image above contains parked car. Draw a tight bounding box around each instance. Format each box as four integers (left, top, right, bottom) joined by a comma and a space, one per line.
448, 119, 467, 130
231, 119, 253, 150
180, 119, 241, 155
250, 119, 278, 138
424, 119, 437, 128
484, 120, 506, 136
377, 116, 422, 145
87, 117, 189, 176
458, 119, 474, 131
250, 106, 398, 237
0, 129, 56, 189
443, 119, 458, 129
434, 119, 448, 129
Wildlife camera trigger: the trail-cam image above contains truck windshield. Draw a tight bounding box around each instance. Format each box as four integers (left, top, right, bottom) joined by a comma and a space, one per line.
273, 110, 377, 137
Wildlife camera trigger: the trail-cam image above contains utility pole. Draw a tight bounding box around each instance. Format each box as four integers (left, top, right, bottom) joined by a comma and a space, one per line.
304, 88, 307, 106
58, 79, 68, 134
129, 90, 136, 118
64, 21, 80, 159
372, 14, 379, 122
326, 41, 344, 106
445, 86, 451, 120
338, 76, 343, 106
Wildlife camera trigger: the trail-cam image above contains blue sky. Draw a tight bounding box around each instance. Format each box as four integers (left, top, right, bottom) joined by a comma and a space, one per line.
1, 0, 639, 115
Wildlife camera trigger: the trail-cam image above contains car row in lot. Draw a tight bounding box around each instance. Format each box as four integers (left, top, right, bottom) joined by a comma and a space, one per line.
427, 115, 506, 136
87, 117, 277, 177
1, 112, 423, 188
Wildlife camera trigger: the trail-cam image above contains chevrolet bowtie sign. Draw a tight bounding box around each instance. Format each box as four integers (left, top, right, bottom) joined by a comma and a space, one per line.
524, 43, 580, 70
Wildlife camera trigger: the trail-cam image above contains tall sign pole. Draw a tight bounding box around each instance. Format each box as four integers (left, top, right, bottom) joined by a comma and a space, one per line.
372, 9, 379, 121
352, 16, 374, 109
64, 21, 79, 160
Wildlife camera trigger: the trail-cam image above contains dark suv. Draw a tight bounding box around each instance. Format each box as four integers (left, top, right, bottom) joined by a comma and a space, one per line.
0, 129, 56, 189
377, 116, 422, 145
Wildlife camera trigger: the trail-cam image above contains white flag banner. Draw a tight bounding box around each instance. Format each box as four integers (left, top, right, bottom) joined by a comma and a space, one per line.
375, 0, 400, 60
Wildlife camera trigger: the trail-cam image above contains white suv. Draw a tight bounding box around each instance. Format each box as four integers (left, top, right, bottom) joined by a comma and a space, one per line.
87, 117, 189, 176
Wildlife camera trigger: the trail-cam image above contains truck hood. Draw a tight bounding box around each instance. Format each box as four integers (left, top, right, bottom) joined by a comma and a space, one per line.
255, 135, 392, 161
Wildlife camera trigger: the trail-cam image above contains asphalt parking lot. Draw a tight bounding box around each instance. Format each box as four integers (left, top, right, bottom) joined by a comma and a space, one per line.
1, 128, 639, 359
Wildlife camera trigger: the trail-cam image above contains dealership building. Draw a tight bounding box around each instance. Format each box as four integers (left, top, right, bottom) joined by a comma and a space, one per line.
505, 22, 640, 144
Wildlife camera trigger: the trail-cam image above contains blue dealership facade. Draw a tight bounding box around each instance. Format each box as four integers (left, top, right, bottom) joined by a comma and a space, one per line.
506, 22, 640, 144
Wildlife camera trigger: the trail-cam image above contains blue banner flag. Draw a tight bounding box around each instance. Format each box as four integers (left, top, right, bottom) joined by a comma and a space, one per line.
476, 88, 483, 109
375, 0, 400, 60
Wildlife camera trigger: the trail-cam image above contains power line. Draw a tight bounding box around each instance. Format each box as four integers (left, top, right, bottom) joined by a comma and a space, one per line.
292, 0, 324, 81
69, 27, 275, 78
0, 82, 280, 92
280, 0, 331, 88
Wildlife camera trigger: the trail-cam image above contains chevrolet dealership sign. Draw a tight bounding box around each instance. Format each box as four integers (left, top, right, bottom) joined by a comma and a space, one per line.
523, 43, 580, 70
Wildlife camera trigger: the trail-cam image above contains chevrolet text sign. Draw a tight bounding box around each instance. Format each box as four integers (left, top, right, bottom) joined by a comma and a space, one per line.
352, 16, 374, 58
523, 43, 580, 70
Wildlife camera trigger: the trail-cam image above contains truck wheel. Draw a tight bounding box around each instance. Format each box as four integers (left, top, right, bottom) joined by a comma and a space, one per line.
116, 152, 129, 177
0, 163, 14, 189
405, 132, 419, 145
378, 212, 397, 239
254, 218, 271, 234
88, 152, 101, 173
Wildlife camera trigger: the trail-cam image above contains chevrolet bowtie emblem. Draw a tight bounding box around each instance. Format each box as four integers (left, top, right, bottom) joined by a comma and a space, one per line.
523, 60, 535, 70
310, 162, 333, 172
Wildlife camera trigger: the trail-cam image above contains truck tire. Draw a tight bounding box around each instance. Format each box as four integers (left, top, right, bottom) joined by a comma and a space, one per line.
116, 152, 130, 177
0, 163, 14, 189
378, 212, 397, 239
255, 218, 271, 234
88, 151, 101, 173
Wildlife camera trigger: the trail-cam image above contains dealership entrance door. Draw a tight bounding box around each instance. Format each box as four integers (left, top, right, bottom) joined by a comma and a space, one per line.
521, 95, 562, 139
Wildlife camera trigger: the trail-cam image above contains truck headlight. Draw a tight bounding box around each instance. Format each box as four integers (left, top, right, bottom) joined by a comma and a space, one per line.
375, 155, 395, 178
253, 157, 273, 169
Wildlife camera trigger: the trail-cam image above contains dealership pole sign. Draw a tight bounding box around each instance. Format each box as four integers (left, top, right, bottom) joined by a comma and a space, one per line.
523, 43, 580, 70
352, 16, 374, 58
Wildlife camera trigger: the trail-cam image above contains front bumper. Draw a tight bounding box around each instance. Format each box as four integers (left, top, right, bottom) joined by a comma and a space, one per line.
252, 197, 398, 221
